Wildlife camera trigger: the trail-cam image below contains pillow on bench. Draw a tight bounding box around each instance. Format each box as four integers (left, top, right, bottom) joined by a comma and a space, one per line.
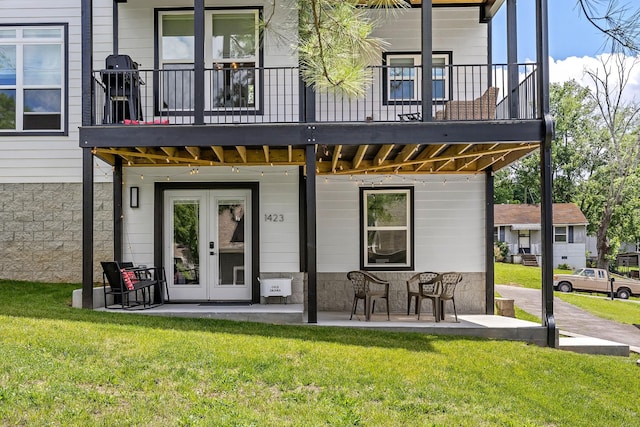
121, 269, 138, 290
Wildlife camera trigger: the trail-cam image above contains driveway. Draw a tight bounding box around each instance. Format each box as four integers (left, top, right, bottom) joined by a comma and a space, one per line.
496, 284, 640, 351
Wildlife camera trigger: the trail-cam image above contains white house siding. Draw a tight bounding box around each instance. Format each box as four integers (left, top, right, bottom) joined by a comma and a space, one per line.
0, 1, 114, 283
316, 174, 487, 314
554, 243, 586, 270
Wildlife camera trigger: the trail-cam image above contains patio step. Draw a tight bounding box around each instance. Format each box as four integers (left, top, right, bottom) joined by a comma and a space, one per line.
521, 254, 539, 267
558, 336, 629, 357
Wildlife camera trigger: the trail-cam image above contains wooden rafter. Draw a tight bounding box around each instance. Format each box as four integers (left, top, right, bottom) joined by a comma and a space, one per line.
373, 144, 394, 167
211, 146, 224, 162
332, 145, 343, 172
185, 146, 201, 161
353, 145, 368, 169
262, 146, 269, 163
235, 146, 247, 163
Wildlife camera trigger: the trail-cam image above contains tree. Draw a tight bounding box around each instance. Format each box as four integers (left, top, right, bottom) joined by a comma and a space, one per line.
578, 0, 640, 54
578, 54, 640, 268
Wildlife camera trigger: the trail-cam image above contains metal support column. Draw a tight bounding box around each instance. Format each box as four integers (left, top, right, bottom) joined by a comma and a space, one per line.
485, 170, 495, 314
194, 0, 205, 125
81, 0, 94, 309
507, 0, 520, 118
421, 0, 433, 121
113, 157, 123, 262
305, 143, 317, 323
536, 0, 556, 347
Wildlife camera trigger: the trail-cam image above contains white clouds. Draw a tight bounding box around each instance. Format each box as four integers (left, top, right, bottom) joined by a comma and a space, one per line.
549, 54, 640, 103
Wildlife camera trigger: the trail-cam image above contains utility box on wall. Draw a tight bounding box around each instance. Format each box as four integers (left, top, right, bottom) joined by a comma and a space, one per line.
259, 277, 292, 302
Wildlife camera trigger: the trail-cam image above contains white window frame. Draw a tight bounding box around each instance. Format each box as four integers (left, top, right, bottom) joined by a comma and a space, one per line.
0, 25, 66, 134
361, 187, 413, 270
384, 52, 450, 104
157, 9, 260, 113
554, 226, 568, 243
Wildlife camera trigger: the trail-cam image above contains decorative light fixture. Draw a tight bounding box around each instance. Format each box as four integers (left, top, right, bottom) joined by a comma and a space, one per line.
130, 186, 140, 208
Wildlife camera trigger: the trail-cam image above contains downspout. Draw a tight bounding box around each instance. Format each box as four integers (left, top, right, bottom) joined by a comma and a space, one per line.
81, 0, 94, 309
536, 0, 556, 347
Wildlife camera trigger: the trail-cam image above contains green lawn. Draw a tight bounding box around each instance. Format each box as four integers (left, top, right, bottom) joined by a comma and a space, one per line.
495, 262, 640, 325
1, 280, 640, 426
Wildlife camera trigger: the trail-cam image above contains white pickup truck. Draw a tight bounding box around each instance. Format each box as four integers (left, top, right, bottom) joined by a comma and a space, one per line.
553, 268, 640, 299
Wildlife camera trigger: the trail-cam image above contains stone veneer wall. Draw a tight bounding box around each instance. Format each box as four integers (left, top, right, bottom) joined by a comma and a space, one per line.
315, 272, 487, 315
0, 183, 113, 283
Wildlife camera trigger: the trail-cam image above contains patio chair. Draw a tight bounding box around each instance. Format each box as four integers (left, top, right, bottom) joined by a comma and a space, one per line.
101, 261, 157, 309
406, 271, 439, 319
435, 87, 499, 120
347, 270, 390, 321
437, 272, 463, 322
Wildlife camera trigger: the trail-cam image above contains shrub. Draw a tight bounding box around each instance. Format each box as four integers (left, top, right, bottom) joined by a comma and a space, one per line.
557, 263, 571, 271
494, 241, 509, 262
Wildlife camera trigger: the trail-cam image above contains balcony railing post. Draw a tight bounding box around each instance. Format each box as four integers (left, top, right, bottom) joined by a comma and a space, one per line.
507, 0, 520, 119
421, 0, 433, 121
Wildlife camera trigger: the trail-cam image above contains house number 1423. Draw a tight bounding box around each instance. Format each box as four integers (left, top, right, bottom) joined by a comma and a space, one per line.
265, 214, 284, 222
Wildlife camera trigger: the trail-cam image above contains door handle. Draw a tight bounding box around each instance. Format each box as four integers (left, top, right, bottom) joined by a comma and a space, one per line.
209, 241, 215, 255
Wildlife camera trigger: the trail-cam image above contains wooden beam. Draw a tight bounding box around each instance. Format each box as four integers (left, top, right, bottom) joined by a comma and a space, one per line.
332, 145, 343, 172
373, 144, 394, 166
235, 146, 247, 163
211, 146, 224, 162
263, 146, 269, 163
353, 145, 368, 169
185, 146, 201, 160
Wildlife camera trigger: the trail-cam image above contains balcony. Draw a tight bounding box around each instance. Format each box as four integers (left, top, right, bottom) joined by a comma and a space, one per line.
91, 61, 539, 126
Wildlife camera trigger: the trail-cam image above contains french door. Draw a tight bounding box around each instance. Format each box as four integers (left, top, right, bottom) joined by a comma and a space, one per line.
164, 189, 251, 301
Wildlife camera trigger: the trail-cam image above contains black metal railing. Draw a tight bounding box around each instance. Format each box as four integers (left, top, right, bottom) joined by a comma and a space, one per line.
91, 63, 540, 126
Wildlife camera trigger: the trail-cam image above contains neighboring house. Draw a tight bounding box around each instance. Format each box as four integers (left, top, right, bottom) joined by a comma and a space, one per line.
0, 0, 557, 341
495, 203, 589, 269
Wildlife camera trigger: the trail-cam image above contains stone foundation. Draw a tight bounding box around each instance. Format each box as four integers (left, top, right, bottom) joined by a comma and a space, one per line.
316, 271, 487, 315
0, 183, 113, 283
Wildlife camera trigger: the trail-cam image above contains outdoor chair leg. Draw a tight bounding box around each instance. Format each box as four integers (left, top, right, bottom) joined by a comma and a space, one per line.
350, 296, 358, 320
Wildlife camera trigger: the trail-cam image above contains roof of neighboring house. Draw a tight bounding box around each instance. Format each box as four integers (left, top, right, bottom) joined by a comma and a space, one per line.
494, 203, 588, 227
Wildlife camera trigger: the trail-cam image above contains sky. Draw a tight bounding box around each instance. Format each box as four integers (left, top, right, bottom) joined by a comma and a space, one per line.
491, 0, 640, 98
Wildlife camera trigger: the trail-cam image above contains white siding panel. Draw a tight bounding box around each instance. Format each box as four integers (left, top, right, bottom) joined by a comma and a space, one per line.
121, 166, 301, 273
0, 0, 113, 184
316, 175, 486, 273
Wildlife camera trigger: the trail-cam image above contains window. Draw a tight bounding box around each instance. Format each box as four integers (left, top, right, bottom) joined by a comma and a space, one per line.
554, 226, 567, 243
383, 52, 450, 104
158, 9, 259, 112
360, 187, 413, 270
0, 25, 66, 133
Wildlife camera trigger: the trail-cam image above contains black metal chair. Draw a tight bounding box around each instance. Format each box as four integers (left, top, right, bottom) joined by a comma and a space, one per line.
101, 261, 157, 309
437, 272, 463, 322
347, 270, 390, 321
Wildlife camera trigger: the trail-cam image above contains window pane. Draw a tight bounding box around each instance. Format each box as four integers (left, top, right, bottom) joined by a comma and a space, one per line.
24, 44, 61, 85
211, 63, 255, 108
173, 200, 200, 285
24, 89, 61, 112
24, 28, 61, 38
212, 13, 256, 59
432, 80, 445, 99
0, 89, 16, 129
23, 114, 60, 130
0, 30, 16, 39
162, 15, 194, 61
0, 45, 17, 85
161, 64, 194, 110
367, 230, 407, 264
390, 80, 414, 100
367, 193, 407, 226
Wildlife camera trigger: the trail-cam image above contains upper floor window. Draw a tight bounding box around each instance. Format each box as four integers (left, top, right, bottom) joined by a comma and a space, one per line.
382, 52, 450, 105
0, 25, 66, 133
360, 187, 414, 270
158, 9, 259, 112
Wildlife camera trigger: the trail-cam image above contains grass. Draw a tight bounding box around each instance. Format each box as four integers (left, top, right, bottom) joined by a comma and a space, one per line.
1, 280, 640, 425
495, 262, 640, 325
554, 293, 640, 325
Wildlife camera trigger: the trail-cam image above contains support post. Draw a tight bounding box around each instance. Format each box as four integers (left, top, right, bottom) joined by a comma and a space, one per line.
113, 157, 123, 262
536, 0, 556, 347
421, 0, 433, 122
305, 143, 317, 323
506, 0, 520, 118
485, 170, 495, 314
81, 0, 94, 309
194, 0, 205, 125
